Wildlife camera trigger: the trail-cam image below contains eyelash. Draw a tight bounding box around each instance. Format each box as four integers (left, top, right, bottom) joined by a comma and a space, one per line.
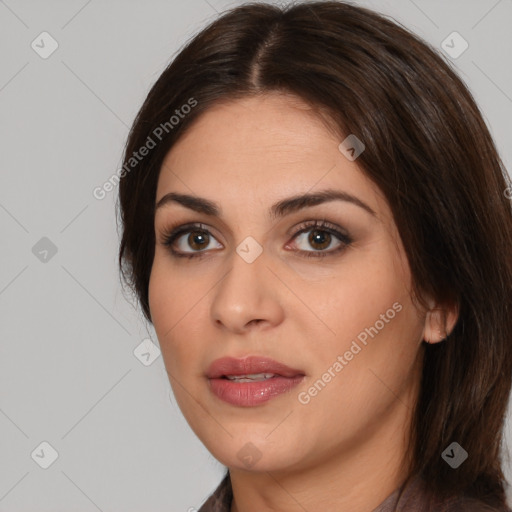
160, 219, 353, 260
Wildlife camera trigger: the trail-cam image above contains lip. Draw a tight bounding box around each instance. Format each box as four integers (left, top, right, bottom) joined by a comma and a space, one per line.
206, 355, 305, 379
206, 356, 306, 407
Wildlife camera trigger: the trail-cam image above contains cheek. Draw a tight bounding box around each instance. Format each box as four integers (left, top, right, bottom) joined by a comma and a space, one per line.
148, 261, 172, 332
318, 245, 411, 337
307, 241, 419, 393
148, 257, 208, 372
148, 259, 184, 361
148, 254, 196, 330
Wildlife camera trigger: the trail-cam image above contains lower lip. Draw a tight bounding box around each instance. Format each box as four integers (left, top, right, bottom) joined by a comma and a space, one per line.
208, 375, 305, 406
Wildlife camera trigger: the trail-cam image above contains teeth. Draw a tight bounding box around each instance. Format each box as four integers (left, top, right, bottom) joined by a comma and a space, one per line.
226, 373, 276, 382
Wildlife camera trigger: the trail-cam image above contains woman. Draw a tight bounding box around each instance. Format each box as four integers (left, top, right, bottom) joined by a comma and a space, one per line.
117, 1, 512, 510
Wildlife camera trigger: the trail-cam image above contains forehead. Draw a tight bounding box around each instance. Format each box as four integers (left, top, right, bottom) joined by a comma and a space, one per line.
156, 93, 387, 222
162, 94, 335, 171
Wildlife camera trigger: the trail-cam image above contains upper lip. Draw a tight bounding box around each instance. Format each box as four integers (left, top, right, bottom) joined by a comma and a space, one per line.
206, 356, 305, 379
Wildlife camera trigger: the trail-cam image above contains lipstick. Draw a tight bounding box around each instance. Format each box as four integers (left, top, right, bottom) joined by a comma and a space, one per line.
206, 356, 305, 407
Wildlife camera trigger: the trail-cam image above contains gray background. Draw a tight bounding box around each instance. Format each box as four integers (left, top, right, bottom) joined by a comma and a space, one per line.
1, 0, 511, 510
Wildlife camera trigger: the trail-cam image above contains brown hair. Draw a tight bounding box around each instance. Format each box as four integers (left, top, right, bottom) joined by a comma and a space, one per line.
117, 1, 512, 508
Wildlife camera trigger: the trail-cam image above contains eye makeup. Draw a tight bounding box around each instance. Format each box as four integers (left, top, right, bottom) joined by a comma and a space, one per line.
158, 218, 353, 260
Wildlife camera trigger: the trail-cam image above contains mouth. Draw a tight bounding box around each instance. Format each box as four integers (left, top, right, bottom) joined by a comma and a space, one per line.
206, 355, 306, 379
206, 356, 306, 407
221, 373, 280, 382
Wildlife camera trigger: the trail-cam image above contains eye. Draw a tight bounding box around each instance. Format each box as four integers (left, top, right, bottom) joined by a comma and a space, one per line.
161, 223, 222, 259
160, 219, 352, 260
286, 219, 353, 259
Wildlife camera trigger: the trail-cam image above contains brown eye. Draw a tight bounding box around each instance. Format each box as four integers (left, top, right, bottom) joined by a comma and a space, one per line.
307, 229, 332, 251
287, 219, 353, 259
162, 220, 352, 260
162, 223, 222, 259
186, 230, 210, 250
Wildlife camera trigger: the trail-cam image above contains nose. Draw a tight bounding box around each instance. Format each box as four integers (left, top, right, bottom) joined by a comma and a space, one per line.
210, 246, 285, 334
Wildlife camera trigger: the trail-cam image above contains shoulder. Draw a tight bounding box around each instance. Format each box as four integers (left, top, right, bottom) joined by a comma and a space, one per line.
196, 472, 512, 512
394, 473, 511, 512
197, 473, 232, 512
443, 495, 512, 512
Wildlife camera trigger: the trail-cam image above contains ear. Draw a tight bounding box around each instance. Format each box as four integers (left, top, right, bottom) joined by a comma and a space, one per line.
422, 299, 459, 344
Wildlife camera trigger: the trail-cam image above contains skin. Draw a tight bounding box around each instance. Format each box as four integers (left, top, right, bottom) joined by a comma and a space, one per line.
148, 92, 458, 512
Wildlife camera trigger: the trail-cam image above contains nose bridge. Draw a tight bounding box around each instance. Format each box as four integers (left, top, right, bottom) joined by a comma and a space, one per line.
217, 237, 267, 305
210, 237, 281, 330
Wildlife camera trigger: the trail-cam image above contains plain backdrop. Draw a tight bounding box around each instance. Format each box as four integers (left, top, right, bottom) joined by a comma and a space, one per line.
1, 0, 511, 510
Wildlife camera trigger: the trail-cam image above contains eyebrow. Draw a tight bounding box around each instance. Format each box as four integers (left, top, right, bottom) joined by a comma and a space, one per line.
154, 188, 377, 219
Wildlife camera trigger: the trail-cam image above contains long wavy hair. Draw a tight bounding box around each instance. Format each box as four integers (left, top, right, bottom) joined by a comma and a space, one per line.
117, 1, 512, 508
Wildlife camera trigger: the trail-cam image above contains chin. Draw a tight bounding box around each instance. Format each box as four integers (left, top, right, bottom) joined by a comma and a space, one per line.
204, 435, 306, 473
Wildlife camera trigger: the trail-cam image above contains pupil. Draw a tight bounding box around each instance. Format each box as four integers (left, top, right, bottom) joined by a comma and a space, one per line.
189, 231, 208, 250
309, 230, 330, 250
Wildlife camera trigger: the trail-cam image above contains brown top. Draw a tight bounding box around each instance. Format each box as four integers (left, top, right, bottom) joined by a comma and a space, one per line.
198, 471, 512, 512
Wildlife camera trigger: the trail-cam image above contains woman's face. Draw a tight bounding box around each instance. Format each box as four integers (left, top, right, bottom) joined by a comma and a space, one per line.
149, 92, 429, 474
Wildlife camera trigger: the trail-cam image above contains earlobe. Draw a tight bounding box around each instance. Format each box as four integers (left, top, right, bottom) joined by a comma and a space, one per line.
422, 301, 459, 344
